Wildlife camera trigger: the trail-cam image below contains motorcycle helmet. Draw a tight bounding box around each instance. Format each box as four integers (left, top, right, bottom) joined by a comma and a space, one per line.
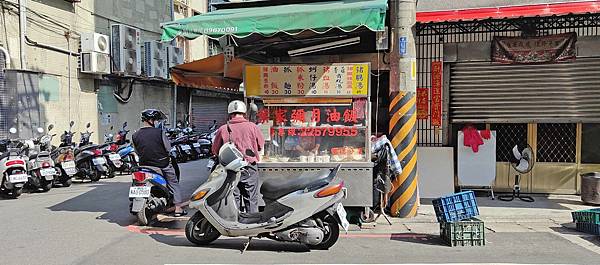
227, 100, 247, 114
141, 109, 167, 122
218, 142, 247, 172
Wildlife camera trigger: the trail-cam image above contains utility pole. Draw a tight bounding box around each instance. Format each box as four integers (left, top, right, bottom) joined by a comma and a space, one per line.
388, 0, 418, 218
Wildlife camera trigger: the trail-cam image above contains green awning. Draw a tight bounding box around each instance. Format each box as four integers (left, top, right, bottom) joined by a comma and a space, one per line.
161, 0, 387, 41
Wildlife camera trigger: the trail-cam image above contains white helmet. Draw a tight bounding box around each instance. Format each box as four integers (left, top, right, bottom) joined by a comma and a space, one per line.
228, 100, 247, 114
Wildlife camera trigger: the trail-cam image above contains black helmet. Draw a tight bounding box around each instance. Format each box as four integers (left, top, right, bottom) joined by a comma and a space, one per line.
141, 109, 167, 122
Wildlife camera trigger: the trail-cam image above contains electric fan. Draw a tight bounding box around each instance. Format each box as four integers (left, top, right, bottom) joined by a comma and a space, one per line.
498, 144, 535, 202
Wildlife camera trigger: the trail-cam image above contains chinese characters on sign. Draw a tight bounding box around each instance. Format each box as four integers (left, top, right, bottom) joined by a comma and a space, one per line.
416, 88, 429, 120
431, 61, 442, 127
245, 63, 370, 97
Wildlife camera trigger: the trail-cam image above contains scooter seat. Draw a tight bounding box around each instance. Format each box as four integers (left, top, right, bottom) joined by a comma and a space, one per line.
261, 168, 334, 200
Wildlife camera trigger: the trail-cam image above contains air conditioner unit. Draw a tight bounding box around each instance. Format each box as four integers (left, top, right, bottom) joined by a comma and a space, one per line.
81, 33, 109, 54
143, 41, 168, 79
111, 24, 141, 76
81, 52, 111, 74
168, 46, 184, 68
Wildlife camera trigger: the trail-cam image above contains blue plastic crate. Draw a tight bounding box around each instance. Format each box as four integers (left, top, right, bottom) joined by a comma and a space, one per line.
576, 222, 600, 235
433, 191, 479, 223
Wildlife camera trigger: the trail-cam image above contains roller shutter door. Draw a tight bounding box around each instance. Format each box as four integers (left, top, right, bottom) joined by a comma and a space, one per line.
450, 58, 600, 123
0, 53, 6, 138
190, 96, 228, 131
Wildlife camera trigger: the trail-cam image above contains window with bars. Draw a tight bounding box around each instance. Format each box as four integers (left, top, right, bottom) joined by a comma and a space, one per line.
490, 124, 528, 162
536, 123, 576, 163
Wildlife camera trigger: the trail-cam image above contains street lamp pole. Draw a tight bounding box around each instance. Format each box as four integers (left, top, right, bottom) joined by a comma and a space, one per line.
388, 0, 418, 218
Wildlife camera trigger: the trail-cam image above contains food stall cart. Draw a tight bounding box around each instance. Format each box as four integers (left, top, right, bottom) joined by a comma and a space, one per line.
244, 63, 373, 207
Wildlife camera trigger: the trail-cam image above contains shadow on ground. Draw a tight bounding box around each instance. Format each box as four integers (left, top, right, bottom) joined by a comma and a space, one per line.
421, 193, 585, 210
149, 234, 312, 253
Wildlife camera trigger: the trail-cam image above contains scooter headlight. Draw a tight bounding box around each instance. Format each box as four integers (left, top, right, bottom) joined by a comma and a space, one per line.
191, 189, 210, 201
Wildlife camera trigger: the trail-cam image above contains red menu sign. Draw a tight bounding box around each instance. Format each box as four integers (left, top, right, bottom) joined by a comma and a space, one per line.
431, 61, 442, 127
416, 88, 429, 120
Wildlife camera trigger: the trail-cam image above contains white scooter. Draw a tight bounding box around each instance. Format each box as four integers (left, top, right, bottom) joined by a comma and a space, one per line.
0, 128, 29, 198
185, 143, 349, 250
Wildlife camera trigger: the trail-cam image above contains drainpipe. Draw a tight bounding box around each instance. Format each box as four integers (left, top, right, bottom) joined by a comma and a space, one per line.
0, 46, 10, 68
18, 0, 27, 69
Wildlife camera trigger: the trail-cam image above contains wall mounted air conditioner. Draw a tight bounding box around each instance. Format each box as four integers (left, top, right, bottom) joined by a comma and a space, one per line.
143, 41, 168, 79
111, 24, 141, 76
81, 32, 109, 54
167, 46, 184, 69
81, 52, 111, 74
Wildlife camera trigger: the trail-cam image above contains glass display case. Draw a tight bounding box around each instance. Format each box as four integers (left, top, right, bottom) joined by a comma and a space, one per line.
258, 98, 370, 164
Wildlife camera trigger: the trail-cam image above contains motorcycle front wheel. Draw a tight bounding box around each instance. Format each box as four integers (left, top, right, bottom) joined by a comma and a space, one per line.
186, 211, 220, 246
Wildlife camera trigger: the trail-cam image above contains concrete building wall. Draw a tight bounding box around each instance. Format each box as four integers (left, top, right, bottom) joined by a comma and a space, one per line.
0, 0, 176, 143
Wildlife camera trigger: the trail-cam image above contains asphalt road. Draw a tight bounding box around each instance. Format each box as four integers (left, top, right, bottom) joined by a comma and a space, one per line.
0, 159, 599, 265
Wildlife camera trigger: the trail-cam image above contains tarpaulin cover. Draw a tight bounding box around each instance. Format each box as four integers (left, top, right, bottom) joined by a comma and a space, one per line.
170, 54, 250, 91
161, 0, 387, 41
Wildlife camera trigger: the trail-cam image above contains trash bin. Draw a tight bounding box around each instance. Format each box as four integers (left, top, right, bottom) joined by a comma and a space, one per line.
581, 172, 600, 205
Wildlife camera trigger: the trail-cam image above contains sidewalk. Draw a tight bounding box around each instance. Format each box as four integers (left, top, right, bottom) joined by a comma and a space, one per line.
357, 194, 600, 254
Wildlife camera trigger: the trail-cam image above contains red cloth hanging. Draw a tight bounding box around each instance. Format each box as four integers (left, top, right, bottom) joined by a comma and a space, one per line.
462, 125, 484, 152
480, 129, 492, 140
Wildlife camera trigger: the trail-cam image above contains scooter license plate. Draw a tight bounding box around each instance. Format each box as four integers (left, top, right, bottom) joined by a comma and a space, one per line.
206, 159, 215, 169
336, 203, 350, 232
92, 157, 106, 165
129, 186, 151, 198
109, 154, 121, 161
63, 161, 75, 168
41, 168, 56, 177
64, 167, 77, 176
9, 174, 28, 183
192, 143, 201, 148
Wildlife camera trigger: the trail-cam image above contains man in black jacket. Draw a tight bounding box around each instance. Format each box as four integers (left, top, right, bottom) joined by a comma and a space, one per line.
132, 109, 186, 216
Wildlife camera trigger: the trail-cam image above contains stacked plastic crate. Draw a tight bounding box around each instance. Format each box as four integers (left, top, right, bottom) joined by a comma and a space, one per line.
433, 191, 485, 247
572, 208, 600, 235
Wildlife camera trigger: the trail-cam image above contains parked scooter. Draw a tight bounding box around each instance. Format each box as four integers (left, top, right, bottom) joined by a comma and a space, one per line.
74, 123, 108, 182
114, 122, 138, 174
185, 143, 349, 250
0, 128, 30, 198
51, 121, 78, 187
128, 159, 179, 225
25, 126, 59, 192
197, 120, 218, 158
100, 126, 121, 179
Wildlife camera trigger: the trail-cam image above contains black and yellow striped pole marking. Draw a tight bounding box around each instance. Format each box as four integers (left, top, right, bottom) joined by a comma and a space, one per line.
388, 91, 418, 218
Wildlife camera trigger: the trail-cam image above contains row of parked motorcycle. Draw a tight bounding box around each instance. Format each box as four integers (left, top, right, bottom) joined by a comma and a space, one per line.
167, 119, 218, 163
0, 121, 139, 199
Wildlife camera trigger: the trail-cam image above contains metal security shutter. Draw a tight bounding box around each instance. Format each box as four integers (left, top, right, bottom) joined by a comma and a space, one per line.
450, 58, 600, 123
190, 96, 228, 131
0, 53, 6, 138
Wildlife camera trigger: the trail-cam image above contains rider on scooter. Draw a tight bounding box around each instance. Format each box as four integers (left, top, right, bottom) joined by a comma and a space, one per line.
132, 109, 186, 217
212, 100, 265, 213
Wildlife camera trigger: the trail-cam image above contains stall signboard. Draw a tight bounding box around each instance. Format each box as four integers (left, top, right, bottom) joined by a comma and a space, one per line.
245, 63, 369, 97
416, 87, 429, 120
431, 61, 442, 127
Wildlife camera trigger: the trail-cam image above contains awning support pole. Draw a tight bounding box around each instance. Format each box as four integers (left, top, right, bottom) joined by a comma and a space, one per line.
388, 0, 418, 218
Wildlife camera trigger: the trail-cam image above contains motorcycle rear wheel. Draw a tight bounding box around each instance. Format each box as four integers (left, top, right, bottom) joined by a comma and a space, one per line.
41, 179, 53, 192
6, 188, 22, 199
309, 214, 340, 250
90, 171, 101, 182
61, 178, 73, 187
186, 211, 220, 246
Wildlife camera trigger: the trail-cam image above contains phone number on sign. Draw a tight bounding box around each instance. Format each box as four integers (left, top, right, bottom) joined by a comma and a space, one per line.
276, 127, 359, 137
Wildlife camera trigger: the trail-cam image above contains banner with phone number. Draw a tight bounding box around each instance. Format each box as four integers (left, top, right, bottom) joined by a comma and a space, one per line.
272, 127, 359, 137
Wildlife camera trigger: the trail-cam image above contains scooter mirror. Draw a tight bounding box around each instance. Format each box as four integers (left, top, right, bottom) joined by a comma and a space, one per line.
48, 124, 54, 131
9, 127, 17, 134
123, 122, 128, 128
37, 127, 44, 133
69, 121, 75, 127
86, 122, 91, 128
110, 126, 114, 130
245, 149, 256, 157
